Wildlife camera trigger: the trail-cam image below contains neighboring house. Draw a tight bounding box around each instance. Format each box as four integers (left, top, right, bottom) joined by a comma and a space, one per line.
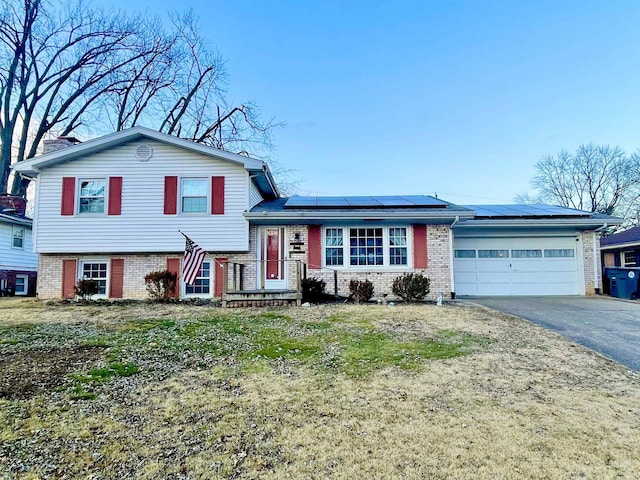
12, 127, 623, 301
0, 195, 37, 296
600, 226, 640, 268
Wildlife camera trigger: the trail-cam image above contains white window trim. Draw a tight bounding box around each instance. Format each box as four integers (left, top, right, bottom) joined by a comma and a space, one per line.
182, 258, 213, 298
622, 250, 637, 267
79, 259, 110, 299
12, 225, 25, 250
77, 178, 107, 215
322, 226, 413, 271
14, 274, 28, 296
180, 177, 210, 215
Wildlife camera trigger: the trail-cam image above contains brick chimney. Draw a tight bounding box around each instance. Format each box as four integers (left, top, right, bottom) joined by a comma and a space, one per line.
43, 136, 81, 154
0, 194, 27, 216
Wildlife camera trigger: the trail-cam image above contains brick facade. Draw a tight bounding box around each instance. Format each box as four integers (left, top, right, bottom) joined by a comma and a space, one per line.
581, 231, 601, 295
36, 226, 599, 299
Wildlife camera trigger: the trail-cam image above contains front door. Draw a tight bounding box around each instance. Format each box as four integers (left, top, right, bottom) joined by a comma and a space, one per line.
259, 227, 287, 289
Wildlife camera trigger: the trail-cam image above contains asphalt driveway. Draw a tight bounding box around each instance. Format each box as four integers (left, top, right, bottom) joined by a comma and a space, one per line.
463, 296, 640, 372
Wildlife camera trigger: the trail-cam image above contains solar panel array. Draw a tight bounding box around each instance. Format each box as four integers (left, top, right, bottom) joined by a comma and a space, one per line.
284, 195, 449, 209
467, 204, 591, 217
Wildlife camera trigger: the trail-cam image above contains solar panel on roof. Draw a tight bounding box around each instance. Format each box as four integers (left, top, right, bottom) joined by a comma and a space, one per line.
284, 196, 316, 207
317, 197, 348, 207
466, 204, 592, 217
344, 196, 381, 207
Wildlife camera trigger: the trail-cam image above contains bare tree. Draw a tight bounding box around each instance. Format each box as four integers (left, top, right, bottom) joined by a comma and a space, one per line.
518, 144, 640, 223
0, 0, 281, 197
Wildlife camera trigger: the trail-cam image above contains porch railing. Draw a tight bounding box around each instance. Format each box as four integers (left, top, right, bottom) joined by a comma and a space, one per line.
220, 259, 304, 296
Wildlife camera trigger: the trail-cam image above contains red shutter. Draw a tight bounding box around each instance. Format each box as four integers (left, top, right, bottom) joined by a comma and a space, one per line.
166, 257, 181, 298
211, 176, 225, 214
61, 177, 75, 215
164, 176, 178, 214
61, 259, 77, 299
413, 225, 428, 269
108, 177, 122, 215
308, 225, 322, 269
214, 257, 227, 297
109, 258, 124, 298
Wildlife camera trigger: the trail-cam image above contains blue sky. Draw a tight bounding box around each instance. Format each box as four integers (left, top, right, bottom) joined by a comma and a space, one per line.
107, 0, 640, 204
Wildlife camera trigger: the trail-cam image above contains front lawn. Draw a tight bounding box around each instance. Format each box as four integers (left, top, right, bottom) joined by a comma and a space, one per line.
0, 299, 638, 479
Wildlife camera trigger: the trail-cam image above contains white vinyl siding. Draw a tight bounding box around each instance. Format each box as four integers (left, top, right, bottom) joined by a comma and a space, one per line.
454, 236, 582, 296
248, 181, 263, 209
0, 222, 37, 271
34, 139, 250, 253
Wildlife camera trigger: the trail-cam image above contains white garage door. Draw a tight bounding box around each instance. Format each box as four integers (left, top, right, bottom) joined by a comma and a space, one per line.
454, 237, 581, 296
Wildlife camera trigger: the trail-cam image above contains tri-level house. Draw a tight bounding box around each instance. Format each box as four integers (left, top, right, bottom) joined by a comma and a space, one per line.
0, 195, 37, 296
13, 127, 622, 302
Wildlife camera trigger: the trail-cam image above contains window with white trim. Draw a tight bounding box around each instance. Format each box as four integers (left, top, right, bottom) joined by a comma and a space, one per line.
623, 251, 637, 267
79, 179, 106, 213
14, 275, 28, 296
544, 249, 575, 258
389, 228, 408, 265
323, 227, 410, 268
454, 250, 476, 258
185, 261, 212, 296
181, 178, 208, 213
80, 261, 108, 296
12, 226, 24, 249
325, 228, 344, 266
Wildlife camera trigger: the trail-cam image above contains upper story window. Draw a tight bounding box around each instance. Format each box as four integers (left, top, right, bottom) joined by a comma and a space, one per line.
12, 225, 24, 249
79, 179, 106, 213
181, 178, 208, 213
323, 226, 410, 268
623, 251, 637, 267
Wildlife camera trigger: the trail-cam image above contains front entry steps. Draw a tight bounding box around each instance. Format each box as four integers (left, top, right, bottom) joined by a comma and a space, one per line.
221, 290, 302, 308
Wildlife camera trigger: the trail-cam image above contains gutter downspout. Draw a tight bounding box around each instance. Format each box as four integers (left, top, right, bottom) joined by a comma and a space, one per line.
449, 216, 459, 299
592, 223, 608, 295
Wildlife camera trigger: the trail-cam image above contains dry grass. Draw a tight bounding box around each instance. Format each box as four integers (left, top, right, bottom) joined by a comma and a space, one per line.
1, 298, 639, 479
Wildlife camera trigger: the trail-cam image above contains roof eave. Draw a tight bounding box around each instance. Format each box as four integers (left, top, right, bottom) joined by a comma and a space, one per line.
244, 210, 475, 221
600, 241, 640, 251
455, 218, 623, 229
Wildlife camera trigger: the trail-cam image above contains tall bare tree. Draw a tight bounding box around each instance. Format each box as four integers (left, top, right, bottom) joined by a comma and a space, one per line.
516, 144, 640, 223
1, 0, 277, 197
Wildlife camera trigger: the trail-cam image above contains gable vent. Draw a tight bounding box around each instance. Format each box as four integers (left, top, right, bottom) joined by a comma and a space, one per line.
135, 144, 153, 161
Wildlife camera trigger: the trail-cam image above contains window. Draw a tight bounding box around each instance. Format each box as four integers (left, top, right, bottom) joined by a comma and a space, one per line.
181, 178, 208, 213
389, 228, 408, 265
325, 228, 344, 266
322, 226, 411, 268
79, 179, 105, 213
623, 251, 637, 267
511, 249, 542, 258
478, 249, 509, 259
544, 249, 575, 258
454, 250, 476, 258
350, 228, 384, 266
81, 261, 107, 296
12, 226, 24, 249
185, 261, 211, 295
14, 275, 28, 296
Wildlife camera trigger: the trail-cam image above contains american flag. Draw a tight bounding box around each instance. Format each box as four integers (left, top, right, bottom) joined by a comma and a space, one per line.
182, 234, 206, 285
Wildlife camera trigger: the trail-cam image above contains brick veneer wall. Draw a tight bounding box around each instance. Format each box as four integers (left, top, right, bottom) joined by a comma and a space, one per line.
297, 224, 453, 300
581, 231, 600, 295
36, 224, 454, 299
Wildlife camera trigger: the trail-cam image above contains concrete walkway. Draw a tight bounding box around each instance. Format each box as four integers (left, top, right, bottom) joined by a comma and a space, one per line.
462, 296, 640, 372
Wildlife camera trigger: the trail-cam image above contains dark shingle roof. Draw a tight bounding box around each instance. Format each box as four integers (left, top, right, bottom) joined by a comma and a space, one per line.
601, 226, 640, 247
